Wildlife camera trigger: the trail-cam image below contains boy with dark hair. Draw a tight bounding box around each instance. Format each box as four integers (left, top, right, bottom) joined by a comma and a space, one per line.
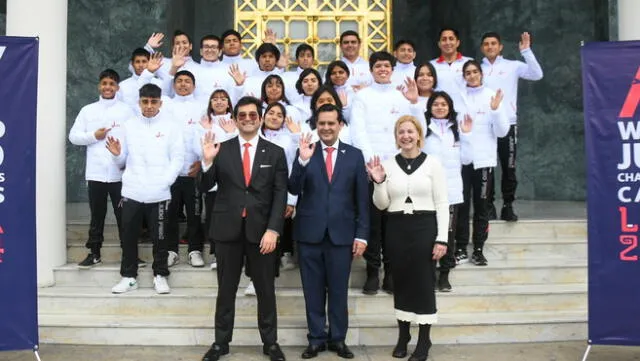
107, 83, 184, 295
69, 69, 135, 268
232, 43, 284, 100
283, 43, 316, 103
220, 29, 259, 77
119, 48, 167, 112
430, 27, 473, 106
339, 30, 372, 89
391, 39, 417, 86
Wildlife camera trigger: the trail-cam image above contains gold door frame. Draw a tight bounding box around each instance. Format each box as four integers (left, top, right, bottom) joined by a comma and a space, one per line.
234, 0, 392, 69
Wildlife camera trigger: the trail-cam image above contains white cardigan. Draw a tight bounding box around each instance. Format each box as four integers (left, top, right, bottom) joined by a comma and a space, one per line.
373, 154, 449, 243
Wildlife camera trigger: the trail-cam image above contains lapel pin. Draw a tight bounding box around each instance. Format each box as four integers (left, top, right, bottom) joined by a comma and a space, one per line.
341, 149, 346, 154
261, 149, 265, 152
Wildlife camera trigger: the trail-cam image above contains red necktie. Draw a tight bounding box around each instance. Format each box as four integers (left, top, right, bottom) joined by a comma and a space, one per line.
242, 142, 251, 217
325, 147, 335, 182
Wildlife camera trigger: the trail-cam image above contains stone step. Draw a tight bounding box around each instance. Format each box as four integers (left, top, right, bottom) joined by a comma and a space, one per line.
38, 310, 587, 346
38, 284, 586, 317
65, 237, 587, 264
52, 259, 587, 289
65, 219, 587, 243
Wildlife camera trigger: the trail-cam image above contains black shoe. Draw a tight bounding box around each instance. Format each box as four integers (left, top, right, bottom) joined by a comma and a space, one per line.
301, 343, 326, 359
362, 265, 379, 295
78, 253, 101, 269
392, 335, 411, 358
438, 272, 452, 292
202, 343, 229, 361
328, 341, 354, 359
408, 354, 427, 361
382, 272, 394, 294
137, 258, 147, 268
500, 204, 519, 222
454, 249, 468, 265
471, 249, 488, 266
263, 343, 286, 361
488, 203, 497, 220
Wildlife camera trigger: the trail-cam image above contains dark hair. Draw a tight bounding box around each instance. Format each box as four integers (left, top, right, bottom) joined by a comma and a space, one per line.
316, 103, 345, 124
307, 85, 345, 129
295, 43, 315, 60
340, 30, 360, 43
414, 62, 438, 90
425, 91, 460, 142
325, 60, 350, 86
207, 89, 233, 116
233, 96, 263, 119
462, 59, 483, 76
131, 48, 150, 62
173, 29, 192, 45
481, 31, 502, 44
200, 34, 221, 48
261, 75, 290, 105
221, 29, 242, 43
139, 83, 162, 98
174, 70, 196, 84
394, 39, 416, 52
439, 27, 460, 40
295, 68, 323, 95
255, 43, 281, 63
261, 102, 288, 133
369, 51, 396, 71
99, 69, 120, 83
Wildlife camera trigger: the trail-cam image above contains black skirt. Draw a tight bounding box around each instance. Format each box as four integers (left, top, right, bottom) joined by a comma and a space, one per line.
386, 211, 438, 325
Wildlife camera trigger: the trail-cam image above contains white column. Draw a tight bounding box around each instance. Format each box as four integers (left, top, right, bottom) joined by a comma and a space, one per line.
618, 0, 640, 40
6, 0, 68, 287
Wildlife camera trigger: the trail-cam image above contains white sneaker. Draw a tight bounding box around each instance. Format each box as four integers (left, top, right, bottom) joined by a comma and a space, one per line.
167, 251, 179, 267
188, 250, 205, 267
112, 277, 138, 294
244, 281, 256, 296
209, 254, 217, 270
153, 275, 171, 294
280, 252, 296, 270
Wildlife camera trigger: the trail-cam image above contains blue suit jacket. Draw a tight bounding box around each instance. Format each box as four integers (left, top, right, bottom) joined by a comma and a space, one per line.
289, 141, 370, 246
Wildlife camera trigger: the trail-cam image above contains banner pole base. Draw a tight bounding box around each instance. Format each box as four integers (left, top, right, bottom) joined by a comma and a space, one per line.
581, 344, 592, 361
33, 345, 42, 361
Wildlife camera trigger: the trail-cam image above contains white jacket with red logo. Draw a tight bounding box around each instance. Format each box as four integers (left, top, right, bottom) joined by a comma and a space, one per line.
113, 108, 184, 203
69, 97, 134, 183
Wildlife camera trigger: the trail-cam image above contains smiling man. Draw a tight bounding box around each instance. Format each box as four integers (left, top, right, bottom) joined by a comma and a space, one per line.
199, 96, 288, 361
430, 27, 473, 106
350, 51, 426, 296
339, 30, 373, 89
391, 39, 417, 87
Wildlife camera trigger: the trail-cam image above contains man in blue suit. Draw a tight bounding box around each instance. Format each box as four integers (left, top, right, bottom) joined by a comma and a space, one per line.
289, 104, 370, 359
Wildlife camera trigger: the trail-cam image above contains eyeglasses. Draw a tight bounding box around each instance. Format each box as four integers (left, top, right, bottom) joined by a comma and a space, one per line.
211, 97, 228, 102
237, 112, 259, 120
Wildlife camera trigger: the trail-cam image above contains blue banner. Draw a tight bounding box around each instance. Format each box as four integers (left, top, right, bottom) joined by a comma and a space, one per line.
582, 41, 640, 346
0, 36, 39, 351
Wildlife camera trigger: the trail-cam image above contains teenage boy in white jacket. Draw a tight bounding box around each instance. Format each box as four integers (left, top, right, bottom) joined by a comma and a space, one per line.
350, 51, 425, 296
106, 84, 184, 295
69, 69, 134, 269
481, 32, 543, 221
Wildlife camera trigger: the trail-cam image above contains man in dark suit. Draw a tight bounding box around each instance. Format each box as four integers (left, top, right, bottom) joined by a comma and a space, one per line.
200, 96, 288, 361
289, 104, 370, 359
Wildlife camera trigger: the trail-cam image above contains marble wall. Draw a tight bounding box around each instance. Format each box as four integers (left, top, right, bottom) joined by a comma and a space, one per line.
0, 0, 612, 201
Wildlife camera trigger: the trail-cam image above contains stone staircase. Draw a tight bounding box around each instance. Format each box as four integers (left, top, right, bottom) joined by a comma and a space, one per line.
38, 218, 588, 346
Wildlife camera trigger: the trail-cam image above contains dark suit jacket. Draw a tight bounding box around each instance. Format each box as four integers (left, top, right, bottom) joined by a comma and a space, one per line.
289, 141, 370, 246
201, 136, 288, 244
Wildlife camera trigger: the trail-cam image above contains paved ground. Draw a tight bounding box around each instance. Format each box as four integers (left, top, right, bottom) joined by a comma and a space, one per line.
2, 342, 640, 361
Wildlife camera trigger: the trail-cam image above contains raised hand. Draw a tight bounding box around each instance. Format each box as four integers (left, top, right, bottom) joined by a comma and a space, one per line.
401, 77, 419, 104
366, 156, 386, 183
277, 49, 290, 69
171, 45, 188, 70
219, 116, 237, 134
94, 127, 111, 140
147, 52, 164, 73
263, 28, 277, 44
461, 114, 473, 133
228, 64, 246, 86
298, 133, 316, 161
147, 32, 165, 49
285, 116, 301, 134
201, 131, 221, 166
432, 243, 447, 261
490, 89, 504, 111
200, 114, 212, 129
519, 32, 531, 51
105, 136, 121, 156
337, 90, 348, 108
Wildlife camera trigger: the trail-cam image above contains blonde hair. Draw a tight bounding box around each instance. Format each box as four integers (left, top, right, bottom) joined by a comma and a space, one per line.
394, 115, 424, 149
